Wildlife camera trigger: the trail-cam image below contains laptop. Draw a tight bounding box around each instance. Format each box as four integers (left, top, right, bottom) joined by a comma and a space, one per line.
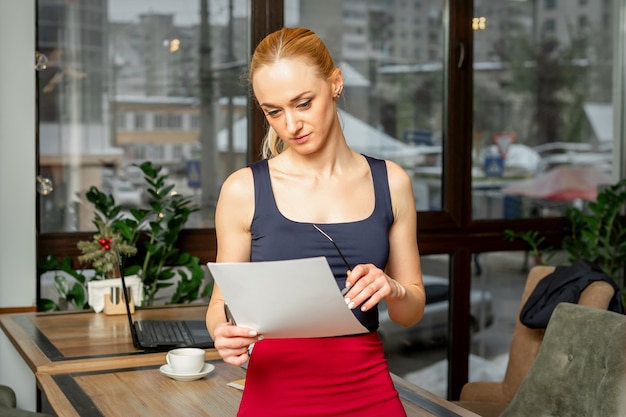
118, 256, 214, 352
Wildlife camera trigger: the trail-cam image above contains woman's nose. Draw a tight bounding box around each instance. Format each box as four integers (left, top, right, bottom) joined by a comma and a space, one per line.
284, 111, 301, 133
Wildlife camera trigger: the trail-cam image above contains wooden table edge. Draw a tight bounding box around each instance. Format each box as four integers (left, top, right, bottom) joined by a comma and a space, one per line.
0, 313, 50, 373
36, 373, 82, 417
392, 374, 481, 417
1, 306, 218, 374
35, 349, 222, 375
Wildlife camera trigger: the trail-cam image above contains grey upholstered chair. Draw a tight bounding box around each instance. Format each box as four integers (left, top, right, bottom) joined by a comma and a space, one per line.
455, 265, 617, 417
0, 385, 54, 417
499, 302, 626, 417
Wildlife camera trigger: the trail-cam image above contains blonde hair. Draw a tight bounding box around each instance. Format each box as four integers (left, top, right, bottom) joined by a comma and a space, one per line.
250, 27, 337, 159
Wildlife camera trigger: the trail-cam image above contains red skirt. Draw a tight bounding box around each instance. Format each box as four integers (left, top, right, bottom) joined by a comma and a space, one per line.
237, 332, 406, 417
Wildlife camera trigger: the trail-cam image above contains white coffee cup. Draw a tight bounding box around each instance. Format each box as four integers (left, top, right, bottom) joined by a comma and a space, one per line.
166, 348, 205, 374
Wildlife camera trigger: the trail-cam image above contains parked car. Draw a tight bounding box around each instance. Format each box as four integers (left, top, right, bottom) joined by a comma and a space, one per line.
377, 275, 494, 351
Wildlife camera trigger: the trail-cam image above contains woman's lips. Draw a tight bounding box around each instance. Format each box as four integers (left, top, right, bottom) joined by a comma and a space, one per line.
291, 133, 310, 144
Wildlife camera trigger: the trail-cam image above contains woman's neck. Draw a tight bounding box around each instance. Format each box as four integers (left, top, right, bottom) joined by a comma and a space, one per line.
278, 142, 359, 179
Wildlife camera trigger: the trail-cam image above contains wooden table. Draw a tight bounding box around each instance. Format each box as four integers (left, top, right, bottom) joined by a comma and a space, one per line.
2, 306, 480, 417
37, 362, 480, 417
36, 361, 244, 417
0, 304, 220, 374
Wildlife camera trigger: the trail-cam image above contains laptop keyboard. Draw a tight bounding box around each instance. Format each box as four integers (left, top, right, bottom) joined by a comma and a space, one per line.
140, 320, 194, 345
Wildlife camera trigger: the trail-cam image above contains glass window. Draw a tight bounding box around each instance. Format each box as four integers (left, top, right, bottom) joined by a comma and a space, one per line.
544, 18, 556, 32
173, 145, 183, 160
468, 251, 530, 387
154, 114, 168, 130
134, 113, 145, 130
167, 114, 183, 130
116, 112, 126, 130
290, 0, 445, 212
37, 0, 250, 232
381, 254, 452, 394
190, 114, 200, 129
472, 0, 616, 220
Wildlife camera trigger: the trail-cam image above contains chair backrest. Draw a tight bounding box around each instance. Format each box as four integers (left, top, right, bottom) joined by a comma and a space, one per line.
500, 302, 626, 417
501, 265, 617, 401
500, 266, 552, 400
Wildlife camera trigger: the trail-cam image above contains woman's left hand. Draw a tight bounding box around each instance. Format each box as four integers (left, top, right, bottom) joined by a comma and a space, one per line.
343, 263, 406, 312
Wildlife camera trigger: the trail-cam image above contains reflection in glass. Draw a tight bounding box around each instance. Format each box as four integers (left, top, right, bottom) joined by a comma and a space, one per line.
468, 252, 525, 387
38, 0, 250, 232
384, 250, 563, 396
287, 1, 445, 212
472, 1, 615, 220
35, 51, 48, 71
36, 175, 54, 195
381, 254, 451, 396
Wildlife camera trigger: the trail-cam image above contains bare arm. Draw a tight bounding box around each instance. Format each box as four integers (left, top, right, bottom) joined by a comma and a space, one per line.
343, 161, 425, 327
206, 167, 260, 366
383, 161, 425, 326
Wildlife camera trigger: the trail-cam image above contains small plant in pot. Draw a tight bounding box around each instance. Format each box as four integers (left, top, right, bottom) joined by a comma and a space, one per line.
39, 161, 211, 310
38, 221, 137, 311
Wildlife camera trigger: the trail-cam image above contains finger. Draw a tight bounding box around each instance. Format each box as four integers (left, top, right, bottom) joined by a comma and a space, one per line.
216, 339, 252, 355
345, 286, 374, 310
343, 268, 370, 300
348, 278, 389, 311
360, 293, 382, 311
222, 350, 250, 366
217, 324, 258, 339
215, 334, 258, 351
348, 264, 367, 279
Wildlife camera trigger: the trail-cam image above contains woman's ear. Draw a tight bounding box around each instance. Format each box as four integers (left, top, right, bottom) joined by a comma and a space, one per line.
331, 68, 344, 98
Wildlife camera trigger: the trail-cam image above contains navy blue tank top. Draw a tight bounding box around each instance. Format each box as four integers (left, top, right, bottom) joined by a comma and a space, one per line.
249, 155, 394, 332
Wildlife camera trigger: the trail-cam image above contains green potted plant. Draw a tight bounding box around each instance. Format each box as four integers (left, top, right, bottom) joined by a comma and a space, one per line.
39, 161, 212, 311
561, 179, 626, 280
504, 229, 555, 266
90, 162, 211, 306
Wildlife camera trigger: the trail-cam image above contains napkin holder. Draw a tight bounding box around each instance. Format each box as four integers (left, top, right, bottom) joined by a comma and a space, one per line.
88, 276, 142, 314
104, 286, 134, 315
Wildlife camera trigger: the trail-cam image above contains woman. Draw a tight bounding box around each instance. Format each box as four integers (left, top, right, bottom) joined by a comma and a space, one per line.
206, 27, 426, 417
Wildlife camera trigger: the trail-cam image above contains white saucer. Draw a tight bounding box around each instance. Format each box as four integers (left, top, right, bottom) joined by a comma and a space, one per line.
159, 363, 215, 382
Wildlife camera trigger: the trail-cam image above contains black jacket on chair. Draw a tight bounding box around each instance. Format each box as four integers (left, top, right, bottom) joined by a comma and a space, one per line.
520, 259, 624, 329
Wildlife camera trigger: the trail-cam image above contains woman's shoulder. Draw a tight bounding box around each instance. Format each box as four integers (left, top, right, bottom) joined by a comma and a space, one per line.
381, 159, 411, 184
359, 154, 411, 189
381, 159, 414, 208
219, 166, 255, 204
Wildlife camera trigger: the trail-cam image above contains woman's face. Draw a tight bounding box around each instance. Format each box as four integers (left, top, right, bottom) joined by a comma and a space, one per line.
252, 58, 342, 155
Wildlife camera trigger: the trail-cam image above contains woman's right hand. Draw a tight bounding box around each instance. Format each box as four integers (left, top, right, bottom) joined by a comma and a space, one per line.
213, 321, 261, 366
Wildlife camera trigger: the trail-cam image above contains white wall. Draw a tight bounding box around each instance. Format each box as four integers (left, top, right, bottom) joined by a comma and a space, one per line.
0, 0, 38, 411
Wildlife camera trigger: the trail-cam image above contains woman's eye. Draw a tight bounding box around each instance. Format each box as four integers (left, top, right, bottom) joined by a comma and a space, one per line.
265, 109, 280, 117
297, 99, 312, 109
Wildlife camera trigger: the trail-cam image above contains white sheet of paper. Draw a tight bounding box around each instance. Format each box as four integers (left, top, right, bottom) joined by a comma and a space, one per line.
207, 257, 368, 338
